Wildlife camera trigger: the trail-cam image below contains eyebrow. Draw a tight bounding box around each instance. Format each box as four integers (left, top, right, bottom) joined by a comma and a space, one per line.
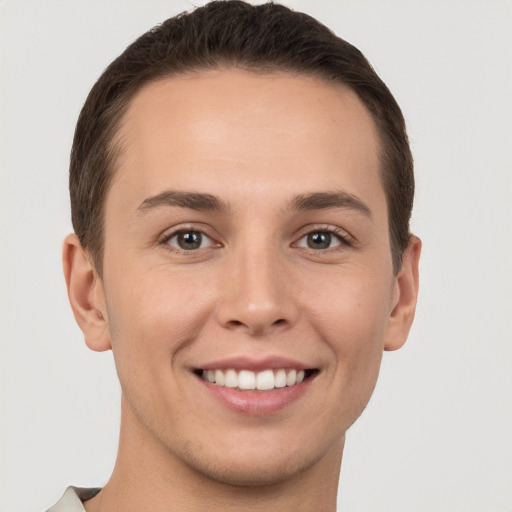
136, 189, 372, 218
289, 191, 372, 218
137, 190, 229, 213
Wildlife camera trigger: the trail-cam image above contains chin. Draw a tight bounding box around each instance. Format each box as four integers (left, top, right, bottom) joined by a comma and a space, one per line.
184, 449, 321, 488
173, 430, 343, 488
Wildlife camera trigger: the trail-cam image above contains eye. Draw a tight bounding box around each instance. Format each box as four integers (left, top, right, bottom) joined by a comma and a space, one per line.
165, 230, 214, 251
296, 231, 343, 250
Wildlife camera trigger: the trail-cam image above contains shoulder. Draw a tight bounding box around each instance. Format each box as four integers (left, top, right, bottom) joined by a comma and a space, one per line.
46, 487, 101, 512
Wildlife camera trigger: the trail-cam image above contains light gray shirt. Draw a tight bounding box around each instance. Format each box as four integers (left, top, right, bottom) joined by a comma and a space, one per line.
47, 487, 101, 512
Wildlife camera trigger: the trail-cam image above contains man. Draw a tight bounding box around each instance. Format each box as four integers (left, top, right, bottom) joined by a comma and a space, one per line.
52, 1, 420, 510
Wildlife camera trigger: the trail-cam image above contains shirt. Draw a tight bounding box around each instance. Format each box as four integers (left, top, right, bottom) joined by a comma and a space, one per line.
46, 487, 101, 512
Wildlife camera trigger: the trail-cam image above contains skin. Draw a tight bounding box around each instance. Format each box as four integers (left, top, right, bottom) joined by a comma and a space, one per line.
63, 69, 421, 512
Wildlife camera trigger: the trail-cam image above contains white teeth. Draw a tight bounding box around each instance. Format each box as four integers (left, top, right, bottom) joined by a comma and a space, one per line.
200, 368, 311, 390
238, 370, 256, 390
256, 369, 274, 390
274, 369, 287, 388
214, 369, 225, 386
224, 369, 238, 388
286, 369, 297, 387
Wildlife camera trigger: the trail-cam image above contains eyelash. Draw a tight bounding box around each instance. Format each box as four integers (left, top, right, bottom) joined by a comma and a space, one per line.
293, 225, 353, 251
159, 225, 219, 254
159, 224, 354, 254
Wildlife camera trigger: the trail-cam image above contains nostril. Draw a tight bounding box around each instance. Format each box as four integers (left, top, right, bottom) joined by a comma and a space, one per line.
226, 318, 288, 334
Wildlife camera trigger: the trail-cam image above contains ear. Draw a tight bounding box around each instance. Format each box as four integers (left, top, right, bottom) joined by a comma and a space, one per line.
384, 235, 421, 351
62, 233, 111, 352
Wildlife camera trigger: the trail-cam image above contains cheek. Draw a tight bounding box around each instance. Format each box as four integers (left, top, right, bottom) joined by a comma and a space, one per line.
292, 267, 393, 436
104, 265, 214, 371
305, 266, 393, 404
306, 268, 392, 352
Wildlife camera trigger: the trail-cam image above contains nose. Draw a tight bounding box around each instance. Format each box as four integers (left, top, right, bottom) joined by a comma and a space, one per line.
215, 241, 298, 337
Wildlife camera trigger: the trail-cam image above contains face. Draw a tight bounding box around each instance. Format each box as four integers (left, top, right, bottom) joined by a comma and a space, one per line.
90, 69, 409, 485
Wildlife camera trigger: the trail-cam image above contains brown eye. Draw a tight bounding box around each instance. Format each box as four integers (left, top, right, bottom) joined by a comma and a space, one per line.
166, 230, 212, 250
296, 231, 342, 250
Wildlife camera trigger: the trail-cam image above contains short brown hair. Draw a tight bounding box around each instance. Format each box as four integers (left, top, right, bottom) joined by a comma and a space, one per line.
70, 0, 414, 276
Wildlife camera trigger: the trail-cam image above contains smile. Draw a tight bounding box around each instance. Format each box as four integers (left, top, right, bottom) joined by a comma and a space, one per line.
198, 368, 317, 391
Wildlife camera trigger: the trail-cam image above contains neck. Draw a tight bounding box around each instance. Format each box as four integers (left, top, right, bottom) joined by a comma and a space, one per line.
84, 396, 344, 512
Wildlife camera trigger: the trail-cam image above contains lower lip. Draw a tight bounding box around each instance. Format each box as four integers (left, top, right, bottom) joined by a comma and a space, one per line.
197, 376, 314, 416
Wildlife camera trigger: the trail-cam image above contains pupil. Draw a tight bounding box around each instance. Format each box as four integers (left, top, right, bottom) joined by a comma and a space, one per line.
178, 231, 201, 250
308, 232, 331, 249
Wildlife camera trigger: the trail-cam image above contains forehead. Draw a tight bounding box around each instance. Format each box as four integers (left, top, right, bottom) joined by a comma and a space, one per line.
109, 69, 384, 214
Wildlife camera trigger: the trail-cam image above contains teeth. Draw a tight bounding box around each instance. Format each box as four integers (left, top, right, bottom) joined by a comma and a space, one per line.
286, 369, 297, 387
214, 369, 225, 386
238, 370, 256, 390
224, 369, 238, 388
274, 369, 287, 388
200, 368, 311, 390
256, 369, 274, 390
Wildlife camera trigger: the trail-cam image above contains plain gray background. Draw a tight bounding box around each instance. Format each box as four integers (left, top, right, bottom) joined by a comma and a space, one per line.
1, 1, 511, 510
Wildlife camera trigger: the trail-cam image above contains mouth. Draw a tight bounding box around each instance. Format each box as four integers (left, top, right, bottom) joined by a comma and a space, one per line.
194, 367, 319, 391
192, 356, 320, 415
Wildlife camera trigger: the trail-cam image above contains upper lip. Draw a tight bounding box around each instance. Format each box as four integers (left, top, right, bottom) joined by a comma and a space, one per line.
196, 356, 313, 372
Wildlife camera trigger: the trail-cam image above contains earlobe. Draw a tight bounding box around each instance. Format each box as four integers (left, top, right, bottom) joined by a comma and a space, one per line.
384, 235, 421, 351
62, 233, 111, 352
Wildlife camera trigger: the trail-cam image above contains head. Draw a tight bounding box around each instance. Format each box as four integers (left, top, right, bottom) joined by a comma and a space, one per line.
70, 0, 414, 278
63, 0, 420, 494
